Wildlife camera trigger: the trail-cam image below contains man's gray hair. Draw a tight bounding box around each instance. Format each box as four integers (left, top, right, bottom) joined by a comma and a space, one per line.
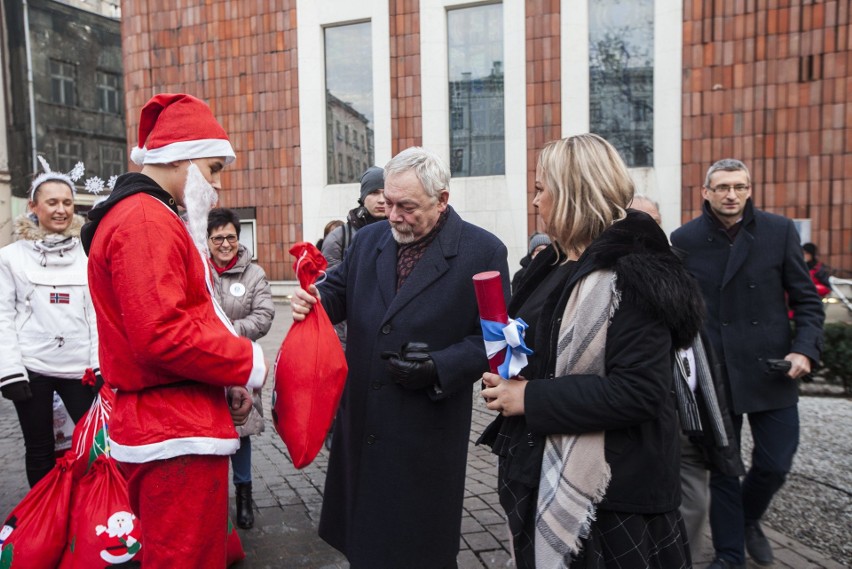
704, 158, 750, 187
384, 147, 450, 200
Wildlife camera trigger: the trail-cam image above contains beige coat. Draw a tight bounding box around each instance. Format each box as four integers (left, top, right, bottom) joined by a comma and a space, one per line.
212, 245, 274, 436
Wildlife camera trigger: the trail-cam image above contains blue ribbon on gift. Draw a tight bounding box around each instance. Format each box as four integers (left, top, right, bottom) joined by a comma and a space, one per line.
480, 317, 534, 378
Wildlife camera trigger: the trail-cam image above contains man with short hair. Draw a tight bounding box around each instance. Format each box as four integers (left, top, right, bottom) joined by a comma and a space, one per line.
82, 93, 266, 567
671, 158, 824, 569
292, 147, 509, 569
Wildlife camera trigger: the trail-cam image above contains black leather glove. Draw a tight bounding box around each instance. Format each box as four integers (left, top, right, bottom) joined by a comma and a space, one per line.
382, 342, 438, 391
92, 372, 105, 395
1, 381, 32, 402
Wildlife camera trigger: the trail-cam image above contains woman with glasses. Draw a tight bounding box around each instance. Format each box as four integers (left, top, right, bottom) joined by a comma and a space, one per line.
479, 134, 704, 568
207, 207, 274, 529
0, 157, 100, 487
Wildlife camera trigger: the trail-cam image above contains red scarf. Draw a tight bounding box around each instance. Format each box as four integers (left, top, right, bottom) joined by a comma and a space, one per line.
211, 255, 238, 275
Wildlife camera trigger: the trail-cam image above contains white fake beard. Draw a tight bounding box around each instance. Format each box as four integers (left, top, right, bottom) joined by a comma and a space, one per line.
183, 162, 218, 255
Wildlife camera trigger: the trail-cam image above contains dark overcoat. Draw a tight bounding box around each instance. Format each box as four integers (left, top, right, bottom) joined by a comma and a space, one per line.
671, 201, 824, 415
317, 207, 509, 569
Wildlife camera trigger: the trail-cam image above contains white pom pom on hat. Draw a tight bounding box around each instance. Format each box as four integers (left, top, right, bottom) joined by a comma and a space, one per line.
131, 93, 235, 166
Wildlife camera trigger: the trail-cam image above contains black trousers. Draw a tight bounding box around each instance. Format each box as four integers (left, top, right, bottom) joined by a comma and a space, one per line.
13, 371, 94, 487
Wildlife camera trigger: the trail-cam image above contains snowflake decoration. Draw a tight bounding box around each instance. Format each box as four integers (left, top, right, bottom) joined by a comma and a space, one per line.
68, 162, 86, 182
107, 175, 118, 190
84, 176, 106, 195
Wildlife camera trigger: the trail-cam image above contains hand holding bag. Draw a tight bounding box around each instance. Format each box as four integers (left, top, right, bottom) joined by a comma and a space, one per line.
272, 242, 348, 468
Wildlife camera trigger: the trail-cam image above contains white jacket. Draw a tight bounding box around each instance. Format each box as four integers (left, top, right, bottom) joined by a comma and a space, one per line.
0, 214, 99, 388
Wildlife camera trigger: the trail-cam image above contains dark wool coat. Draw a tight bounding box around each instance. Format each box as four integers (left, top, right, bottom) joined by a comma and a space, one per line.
480, 212, 704, 568
316, 207, 509, 569
671, 201, 824, 415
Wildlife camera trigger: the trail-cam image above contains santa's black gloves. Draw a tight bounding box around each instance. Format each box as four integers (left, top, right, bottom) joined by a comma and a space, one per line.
382, 342, 439, 391
1, 381, 32, 402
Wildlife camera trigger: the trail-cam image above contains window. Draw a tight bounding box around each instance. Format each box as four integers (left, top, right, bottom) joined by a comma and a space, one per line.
100, 145, 125, 178
589, 0, 654, 167
325, 22, 374, 184
55, 140, 82, 173
50, 60, 76, 106
239, 220, 258, 260
96, 71, 122, 114
447, 4, 505, 177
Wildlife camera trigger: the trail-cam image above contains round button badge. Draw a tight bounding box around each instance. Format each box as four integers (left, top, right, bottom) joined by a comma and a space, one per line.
229, 282, 246, 297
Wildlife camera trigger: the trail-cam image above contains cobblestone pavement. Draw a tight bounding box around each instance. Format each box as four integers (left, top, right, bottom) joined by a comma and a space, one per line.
0, 303, 847, 568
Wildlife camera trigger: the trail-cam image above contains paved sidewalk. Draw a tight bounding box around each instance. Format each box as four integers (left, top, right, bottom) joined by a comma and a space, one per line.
0, 303, 846, 568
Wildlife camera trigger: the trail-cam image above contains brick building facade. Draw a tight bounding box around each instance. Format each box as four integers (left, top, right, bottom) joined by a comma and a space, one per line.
120, 0, 850, 281
682, 0, 850, 272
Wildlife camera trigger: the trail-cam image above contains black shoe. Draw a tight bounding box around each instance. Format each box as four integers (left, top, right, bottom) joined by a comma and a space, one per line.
705, 557, 745, 569
235, 482, 254, 529
745, 521, 774, 566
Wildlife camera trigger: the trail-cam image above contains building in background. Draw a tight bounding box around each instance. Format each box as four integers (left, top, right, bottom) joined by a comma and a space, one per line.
0, 2, 12, 246
2, 0, 123, 237
58, 0, 849, 281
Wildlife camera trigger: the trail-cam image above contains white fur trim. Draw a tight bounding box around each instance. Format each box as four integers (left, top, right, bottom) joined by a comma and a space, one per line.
110, 436, 240, 463
141, 139, 235, 165
246, 342, 266, 389
130, 146, 146, 165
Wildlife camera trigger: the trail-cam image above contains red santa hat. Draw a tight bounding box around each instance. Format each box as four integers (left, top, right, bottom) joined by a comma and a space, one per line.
130, 93, 235, 166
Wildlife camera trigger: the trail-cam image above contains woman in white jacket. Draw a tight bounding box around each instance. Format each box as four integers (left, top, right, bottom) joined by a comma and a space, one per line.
0, 158, 100, 486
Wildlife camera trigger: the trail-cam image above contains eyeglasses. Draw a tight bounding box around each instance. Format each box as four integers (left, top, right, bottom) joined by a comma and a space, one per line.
209, 234, 238, 245
707, 184, 750, 195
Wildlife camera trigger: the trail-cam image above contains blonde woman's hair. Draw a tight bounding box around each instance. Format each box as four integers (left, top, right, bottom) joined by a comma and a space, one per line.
537, 133, 634, 257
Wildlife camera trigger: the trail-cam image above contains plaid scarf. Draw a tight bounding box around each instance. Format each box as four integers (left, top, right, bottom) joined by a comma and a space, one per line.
535, 269, 617, 567
396, 209, 449, 291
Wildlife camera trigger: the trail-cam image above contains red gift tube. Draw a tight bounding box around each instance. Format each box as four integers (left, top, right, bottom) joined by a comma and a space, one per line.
472, 271, 508, 374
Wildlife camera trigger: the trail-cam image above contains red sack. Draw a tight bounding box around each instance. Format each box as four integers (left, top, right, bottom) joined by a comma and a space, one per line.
226, 518, 245, 566
0, 454, 75, 568
69, 379, 114, 481
272, 242, 348, 468
59, 455, 142, 568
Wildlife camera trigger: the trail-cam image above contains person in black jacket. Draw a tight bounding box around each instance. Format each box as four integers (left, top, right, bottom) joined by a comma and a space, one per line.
671, 159, 824, 569
480, 134, 704, 568
630, 194, 745, 559
511, 232, 551, 293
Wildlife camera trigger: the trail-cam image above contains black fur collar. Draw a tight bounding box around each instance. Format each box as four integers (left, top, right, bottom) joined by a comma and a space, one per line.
518, 211, 704, 350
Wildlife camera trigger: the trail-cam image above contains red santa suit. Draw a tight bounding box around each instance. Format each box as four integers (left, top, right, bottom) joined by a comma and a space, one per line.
86, 186, 264, 460
84, 177, 263, 567
81, 93, 264, 568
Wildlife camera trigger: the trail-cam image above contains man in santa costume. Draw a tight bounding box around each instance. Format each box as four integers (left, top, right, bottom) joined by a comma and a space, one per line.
81, 93, 266, 567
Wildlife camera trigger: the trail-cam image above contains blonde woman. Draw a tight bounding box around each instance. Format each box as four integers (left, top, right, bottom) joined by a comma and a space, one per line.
480, 134, 704, 568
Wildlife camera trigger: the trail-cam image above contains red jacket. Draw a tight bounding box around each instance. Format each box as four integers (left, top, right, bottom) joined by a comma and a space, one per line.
86, 189, 265, 463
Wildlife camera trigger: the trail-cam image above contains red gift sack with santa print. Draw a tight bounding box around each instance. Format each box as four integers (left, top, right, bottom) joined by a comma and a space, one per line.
272, 242, 348, 468
0, 453, 75, 569
58, 455, 142, 569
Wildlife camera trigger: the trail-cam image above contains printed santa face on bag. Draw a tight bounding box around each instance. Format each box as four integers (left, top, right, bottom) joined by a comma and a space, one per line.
95, 511, 141, 565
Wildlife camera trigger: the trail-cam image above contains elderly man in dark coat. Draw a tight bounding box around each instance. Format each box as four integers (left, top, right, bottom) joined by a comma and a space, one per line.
292, 146, 509, 569
671, 158, 824, 569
